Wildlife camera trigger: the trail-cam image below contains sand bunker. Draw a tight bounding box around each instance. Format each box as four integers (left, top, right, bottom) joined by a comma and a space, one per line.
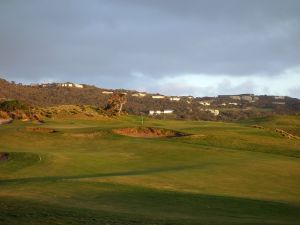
113, 127, 188, 138
63, 131, 109, 139
0, 118, 13, 125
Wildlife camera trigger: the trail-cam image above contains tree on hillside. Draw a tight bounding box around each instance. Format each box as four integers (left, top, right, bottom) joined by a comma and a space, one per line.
104, 93, 127, 116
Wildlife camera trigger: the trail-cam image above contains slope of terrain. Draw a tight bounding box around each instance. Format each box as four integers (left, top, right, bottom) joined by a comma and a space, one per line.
1, 78, 300, 121
0, 115, 299, 224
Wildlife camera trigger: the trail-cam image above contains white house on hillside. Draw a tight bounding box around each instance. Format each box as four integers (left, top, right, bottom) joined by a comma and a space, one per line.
102, 91, 114, 94
207, 109, 219, 116
230, 96, 241, 100
272, 102, 285, 105
74, 83, 83, 88
199, 101, 211, 106
59, 82, 83, 88
132, 93, 146, 97
61, 83, 72, 87
170, 97, 180, 101
200, 109, 219, 116
241, 95, 253, 102
274, 96, 285, 100
152, 95, 165, 99
149, 110, 174, 115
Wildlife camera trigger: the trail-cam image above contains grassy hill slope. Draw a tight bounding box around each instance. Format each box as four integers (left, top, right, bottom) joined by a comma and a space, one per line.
0, 115, 299, 224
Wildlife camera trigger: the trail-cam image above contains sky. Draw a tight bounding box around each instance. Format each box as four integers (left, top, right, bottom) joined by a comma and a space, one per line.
0, 0, 299, 97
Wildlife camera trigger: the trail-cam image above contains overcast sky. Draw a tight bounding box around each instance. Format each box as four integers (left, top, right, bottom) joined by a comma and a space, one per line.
0, 0, 299, 97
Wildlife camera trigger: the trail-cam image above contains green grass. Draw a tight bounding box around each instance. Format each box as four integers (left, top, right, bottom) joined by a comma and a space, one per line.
0, 115, 300, 224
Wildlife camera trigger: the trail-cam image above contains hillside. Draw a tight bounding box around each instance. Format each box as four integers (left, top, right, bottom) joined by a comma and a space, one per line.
1, 78, 300, 121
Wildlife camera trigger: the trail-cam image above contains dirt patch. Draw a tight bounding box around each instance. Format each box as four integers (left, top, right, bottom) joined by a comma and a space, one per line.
0, 118, 13, 125
0, 152, 9, 162
113, 127, 188, 138
26, 127, 57, 133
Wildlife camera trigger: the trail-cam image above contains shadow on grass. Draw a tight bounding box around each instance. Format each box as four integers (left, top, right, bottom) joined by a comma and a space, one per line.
1, 183, 300, 225
0, 164, 205, 185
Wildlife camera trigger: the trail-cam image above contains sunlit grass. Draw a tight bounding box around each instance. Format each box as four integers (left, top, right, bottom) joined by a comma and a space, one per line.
0, 115, 299, 224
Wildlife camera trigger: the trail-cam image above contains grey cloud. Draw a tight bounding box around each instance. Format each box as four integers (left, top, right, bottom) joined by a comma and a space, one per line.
0, 0, 299, 90
289, 86, 300, 99
150, 78, 257, 97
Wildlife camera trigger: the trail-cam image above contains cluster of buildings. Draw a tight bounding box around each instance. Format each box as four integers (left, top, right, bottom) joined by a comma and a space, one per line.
59, 83, 83, 88
218, 94, 259, 103
149, 110, 174, 115
31, 82, 84, 88
273, 96, 286, 105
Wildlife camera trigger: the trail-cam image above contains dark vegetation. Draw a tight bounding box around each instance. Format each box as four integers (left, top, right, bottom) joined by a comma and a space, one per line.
105, 93, 127, 116
0, 99, 28, 111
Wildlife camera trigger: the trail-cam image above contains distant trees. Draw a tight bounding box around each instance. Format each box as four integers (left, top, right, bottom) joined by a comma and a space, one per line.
104, 93, 127, 116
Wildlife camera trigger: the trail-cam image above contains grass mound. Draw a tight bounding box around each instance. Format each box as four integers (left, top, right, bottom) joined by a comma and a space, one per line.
35, 105, 106, 120
113, 127, 188, 138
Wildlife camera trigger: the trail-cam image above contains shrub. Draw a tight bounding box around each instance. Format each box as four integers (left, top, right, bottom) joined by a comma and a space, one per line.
0, 100, 28, 111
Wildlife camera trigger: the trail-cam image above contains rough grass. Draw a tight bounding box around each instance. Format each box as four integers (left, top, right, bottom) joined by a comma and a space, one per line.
0, 115, 299, 224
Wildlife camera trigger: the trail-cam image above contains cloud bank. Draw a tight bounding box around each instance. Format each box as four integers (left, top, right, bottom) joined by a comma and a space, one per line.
0, 0, 299, 97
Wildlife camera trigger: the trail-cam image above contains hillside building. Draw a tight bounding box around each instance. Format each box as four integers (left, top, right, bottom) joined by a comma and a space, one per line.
163, 110, 174, 114
199, 108, 220, 116
59, 82, 83, 88
274, 96, 285, 100
170, 97, 180, 101
74, 84, 83, 88
230, 96, 241, 100
149, 109, 174, 115
272, 102, 285, 105
199, 101, 211, 106
152, 95, 165, 99
132, 93, 147, 97
102, 91, 114, 94
207, 109, 219, 116
241, 95, 253, 102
